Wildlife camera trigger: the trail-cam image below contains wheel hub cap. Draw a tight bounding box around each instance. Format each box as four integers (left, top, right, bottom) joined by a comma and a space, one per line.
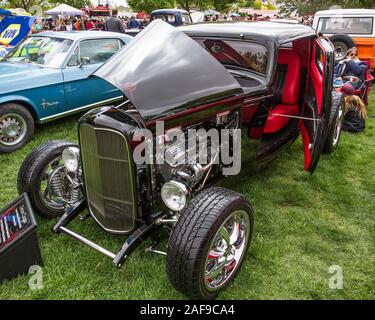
2, 121, 20, 138
204, 210, 250, 290
0, 113, 27, 146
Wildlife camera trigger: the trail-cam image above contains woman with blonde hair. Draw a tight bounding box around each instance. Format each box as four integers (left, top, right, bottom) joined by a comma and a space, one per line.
340, 84, 367, 133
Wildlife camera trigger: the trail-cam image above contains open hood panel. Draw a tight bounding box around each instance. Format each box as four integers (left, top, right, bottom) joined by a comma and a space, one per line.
94, 20, 243, 121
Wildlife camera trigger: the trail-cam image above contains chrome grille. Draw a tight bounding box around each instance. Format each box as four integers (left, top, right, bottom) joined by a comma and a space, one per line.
79, 124, 136, 234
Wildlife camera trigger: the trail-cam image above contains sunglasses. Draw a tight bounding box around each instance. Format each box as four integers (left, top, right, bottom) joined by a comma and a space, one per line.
350, 53, 358, 57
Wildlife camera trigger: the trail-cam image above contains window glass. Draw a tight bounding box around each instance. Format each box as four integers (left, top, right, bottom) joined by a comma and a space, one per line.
195, 39, 269, 76
181, 14, 191, 25
318, 17, 373, 35
315, 45, 325, 74
67, 46, 79, 66
152, 14, 176, 23
78, 38, 121, 65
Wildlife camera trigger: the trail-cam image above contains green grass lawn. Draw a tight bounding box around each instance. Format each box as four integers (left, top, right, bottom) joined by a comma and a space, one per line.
0, 93, 374, 300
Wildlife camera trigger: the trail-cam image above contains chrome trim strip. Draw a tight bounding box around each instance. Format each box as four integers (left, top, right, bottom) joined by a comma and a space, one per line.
39, 96, 123, 123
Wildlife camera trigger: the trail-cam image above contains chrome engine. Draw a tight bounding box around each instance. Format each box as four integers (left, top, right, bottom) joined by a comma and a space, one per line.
158, 111, 240, 189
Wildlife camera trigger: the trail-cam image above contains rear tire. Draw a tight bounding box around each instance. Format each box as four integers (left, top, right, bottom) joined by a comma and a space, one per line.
0, 103, 34, 153
323, 91, 345, 154
18, 140, 79, 218
167, 187, 254, 299
330, 34, 356, 62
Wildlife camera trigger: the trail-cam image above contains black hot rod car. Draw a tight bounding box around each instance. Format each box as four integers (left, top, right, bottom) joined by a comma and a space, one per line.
17, 21, 344, 299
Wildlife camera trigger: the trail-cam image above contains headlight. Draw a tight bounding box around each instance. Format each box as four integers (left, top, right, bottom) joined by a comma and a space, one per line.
161, 180, 189, 212
62, 147, 80, 172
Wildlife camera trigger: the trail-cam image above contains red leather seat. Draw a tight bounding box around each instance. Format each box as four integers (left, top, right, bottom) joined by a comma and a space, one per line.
264, 50, 301, 134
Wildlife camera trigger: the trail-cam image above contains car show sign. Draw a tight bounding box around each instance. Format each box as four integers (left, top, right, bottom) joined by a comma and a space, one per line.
0, 193, 42, 283
0, 14, 36, 59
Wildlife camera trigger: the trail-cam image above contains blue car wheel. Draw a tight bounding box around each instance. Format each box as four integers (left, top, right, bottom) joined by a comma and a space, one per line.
0, 103, 34, 153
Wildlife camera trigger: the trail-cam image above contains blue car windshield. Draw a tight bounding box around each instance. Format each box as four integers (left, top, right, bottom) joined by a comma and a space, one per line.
6, 36, 73, 68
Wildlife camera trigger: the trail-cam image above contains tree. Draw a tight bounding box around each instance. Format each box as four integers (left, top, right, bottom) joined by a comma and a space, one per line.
6, 0, 42, 10
127, 0, 175, 13
277, 0, 375, 16
5, 0, 89, 11
48, 0, 90, 10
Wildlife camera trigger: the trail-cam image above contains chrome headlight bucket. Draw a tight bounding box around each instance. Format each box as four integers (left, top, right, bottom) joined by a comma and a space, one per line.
62, 147, 80, 172
161, 180, 189, 212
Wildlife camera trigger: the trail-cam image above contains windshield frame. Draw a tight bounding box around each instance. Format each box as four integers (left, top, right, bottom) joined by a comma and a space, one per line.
5, 35, 74, 69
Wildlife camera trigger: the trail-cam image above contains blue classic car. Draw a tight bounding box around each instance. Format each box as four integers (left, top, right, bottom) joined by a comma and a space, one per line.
0, 31, 131, 153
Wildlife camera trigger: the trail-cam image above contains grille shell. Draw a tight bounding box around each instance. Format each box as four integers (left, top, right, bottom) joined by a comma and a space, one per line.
79, 123, 137, 234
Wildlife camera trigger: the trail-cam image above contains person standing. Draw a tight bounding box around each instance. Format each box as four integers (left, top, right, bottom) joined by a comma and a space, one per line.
128, 16, 140, 29
104, 9, 125, 33
85, 19, 93, 30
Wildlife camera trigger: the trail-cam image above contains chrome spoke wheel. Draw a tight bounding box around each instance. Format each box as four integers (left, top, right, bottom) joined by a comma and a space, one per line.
0, 113, 27, 146
204, 210, 250, 291
333, 105, 344, 147
38, 156, 82, 211
38, 156, 66, 210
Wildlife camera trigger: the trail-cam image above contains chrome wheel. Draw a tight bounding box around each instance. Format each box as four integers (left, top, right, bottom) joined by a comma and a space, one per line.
334, 41, 348, 61
38, 156, 82, 211
333, 104, 344, 147
0, 113, 27, 146
204, 209, 250, 291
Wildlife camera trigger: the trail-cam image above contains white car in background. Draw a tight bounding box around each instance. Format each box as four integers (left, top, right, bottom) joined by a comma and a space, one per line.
313, 9, 375, 67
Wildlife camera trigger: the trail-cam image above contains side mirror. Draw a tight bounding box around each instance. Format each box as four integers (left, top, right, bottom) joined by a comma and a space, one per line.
79, 57, 90, 68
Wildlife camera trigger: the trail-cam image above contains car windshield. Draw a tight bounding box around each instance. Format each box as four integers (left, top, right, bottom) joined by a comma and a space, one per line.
6, 36, 73, 67
317, 17, 374, 35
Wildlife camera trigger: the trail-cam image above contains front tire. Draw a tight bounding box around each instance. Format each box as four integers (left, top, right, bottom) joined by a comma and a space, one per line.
18, 140, 79, 218
323, 91, 345, 154
167, 187, 254, 299
0, 103, 34, 153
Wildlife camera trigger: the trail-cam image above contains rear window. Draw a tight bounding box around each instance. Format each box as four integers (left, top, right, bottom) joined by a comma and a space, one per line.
152, 14, 176, 23
318, 17, 373, 35
195, 39, 269, 76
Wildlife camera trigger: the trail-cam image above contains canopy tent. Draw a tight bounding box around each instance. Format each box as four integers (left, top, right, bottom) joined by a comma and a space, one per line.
203, 9, 221, 16
190, 11, 204, 23
45, 4, 84, 16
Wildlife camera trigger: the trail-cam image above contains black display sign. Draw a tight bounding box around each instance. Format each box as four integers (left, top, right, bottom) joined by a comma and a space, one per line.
0, 193, 43, 282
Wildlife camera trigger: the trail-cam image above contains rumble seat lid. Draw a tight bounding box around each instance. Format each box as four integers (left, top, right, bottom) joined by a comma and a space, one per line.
94, 20, 243, 121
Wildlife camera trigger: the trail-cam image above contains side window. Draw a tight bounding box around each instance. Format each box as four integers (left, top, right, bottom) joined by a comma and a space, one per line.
80, 38, 121, 64
67, 46, 79, 66
68, 38, 122, 66
181, 14, 191, 25
195, 38, 269, 76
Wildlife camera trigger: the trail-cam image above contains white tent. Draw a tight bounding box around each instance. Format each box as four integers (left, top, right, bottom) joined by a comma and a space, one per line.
45, 4, 84, 16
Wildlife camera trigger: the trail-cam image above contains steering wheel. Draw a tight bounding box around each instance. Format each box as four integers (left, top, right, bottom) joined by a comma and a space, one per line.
343, 75, 361, 85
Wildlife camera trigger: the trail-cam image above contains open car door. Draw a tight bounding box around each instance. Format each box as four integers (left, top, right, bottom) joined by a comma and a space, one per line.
300, 37, 334, 173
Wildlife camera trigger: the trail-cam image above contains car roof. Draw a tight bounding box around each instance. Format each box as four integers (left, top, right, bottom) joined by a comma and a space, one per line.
151, 9, 189, 15
315, 9, 375, 15
30, 31, 131, 41
179, 22, 316, 45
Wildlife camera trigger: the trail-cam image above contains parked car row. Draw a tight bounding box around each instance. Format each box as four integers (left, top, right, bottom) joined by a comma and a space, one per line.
5, 20, 346, 299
